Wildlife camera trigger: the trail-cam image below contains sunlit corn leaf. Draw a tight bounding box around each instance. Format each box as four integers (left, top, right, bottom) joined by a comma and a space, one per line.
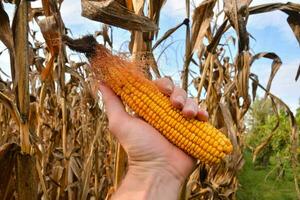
81, 0, 157, 32
250, 52, 282, 99
191, 0, 216, 53
223, 0, 251, 52
131, 0, 145, 14
0, 2, 14, 53
148, 0, 166, 37
249, 2, 300, 46
235, 51, 251, 105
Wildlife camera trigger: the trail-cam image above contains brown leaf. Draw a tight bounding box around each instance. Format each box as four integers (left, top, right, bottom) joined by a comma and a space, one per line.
81, 0, 157, 32
152, 19, 187, 50
100, 24, 112, 48
249, 2, 300, 15
249, 2, 300, 46
132, 0, 144, 14
191, 0, 216, 53
219, 101, 238, 151
235, 51, 251, 103
286, 11, 300, 46
223, 0, 251, 52
0, 2, 14, 53
250, 73, 258, 101
148, 0, 166, 37
207, 19, 228, 53
250, 52, 282, 99
125, 0, 133, 11
0, 91, 21, 123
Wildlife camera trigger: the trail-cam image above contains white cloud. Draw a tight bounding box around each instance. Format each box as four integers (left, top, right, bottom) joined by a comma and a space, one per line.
162, 0, 204, 18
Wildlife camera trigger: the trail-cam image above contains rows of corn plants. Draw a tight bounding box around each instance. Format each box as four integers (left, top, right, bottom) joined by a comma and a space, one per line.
0, 0, 299, 199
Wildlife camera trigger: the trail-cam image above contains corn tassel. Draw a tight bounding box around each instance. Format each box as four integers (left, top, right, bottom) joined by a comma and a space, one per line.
91, 45, 232, 165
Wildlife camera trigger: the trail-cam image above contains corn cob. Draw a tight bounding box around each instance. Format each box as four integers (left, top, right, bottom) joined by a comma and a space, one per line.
90, 45, 232, 165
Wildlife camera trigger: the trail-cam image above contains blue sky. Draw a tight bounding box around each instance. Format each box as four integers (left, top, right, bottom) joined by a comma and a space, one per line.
0, 0, 299, 112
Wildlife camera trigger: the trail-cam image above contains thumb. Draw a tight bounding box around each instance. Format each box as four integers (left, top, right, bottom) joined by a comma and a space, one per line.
98, 83, 131, 138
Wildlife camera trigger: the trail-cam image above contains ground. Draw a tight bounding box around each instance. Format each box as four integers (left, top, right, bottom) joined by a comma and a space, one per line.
237, 150, 296, 200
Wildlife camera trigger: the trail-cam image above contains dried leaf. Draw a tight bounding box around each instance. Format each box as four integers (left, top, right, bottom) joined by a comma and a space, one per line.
152, 19, 187, 50
125, 0, 133, 11
81, 0, 157, 32
191, 0, 216, 53
250, 52, 282, 99
249, 2, 300, 46
249, 2, 300, 15
207, 19, 228, 53
132, 0, 144, 14
0, 2, 14, 53
148, 0, 166, 37
286, 11, 300, 45
235, 51, 251, 103
223, 0, 251, 51
253, 133, 273, 163
97, 24, 112, 48
219, 101, 238, 150
0, 90, 21, 124
250, 73, 258, 101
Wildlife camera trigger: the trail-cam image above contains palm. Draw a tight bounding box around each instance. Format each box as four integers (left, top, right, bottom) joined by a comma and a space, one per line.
100, 78, 208, 181
117, 116, 195, 178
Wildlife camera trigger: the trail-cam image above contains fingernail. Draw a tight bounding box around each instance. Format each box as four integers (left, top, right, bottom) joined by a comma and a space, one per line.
186, 104, 197, 115
197, 110, 209, 121
175, 96, 185, 106
165, 84, 173, 94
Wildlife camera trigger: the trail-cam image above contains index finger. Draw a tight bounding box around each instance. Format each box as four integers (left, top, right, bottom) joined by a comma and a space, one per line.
153, 77, 174, 96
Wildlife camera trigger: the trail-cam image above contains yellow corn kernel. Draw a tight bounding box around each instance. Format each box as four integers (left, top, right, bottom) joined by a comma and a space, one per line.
91, 45, 233, 165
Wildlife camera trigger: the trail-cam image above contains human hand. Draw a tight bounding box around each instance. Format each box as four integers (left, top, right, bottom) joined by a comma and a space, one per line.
99, 77, 209, 200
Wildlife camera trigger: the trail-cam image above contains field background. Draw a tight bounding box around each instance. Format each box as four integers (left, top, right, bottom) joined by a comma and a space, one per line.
0, 0, 299, 199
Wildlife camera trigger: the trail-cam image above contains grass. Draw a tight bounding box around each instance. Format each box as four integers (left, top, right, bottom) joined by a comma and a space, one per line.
237, 150, 297, 200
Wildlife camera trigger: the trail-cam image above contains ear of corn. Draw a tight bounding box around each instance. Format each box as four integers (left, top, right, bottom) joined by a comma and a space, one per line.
91, 45, 233, 165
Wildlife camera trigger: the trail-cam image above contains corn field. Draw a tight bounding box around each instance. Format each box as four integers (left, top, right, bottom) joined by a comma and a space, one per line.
0, 0, 299, 199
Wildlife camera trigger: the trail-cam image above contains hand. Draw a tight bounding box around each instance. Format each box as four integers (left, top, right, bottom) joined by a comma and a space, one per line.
99, 77, 209, 200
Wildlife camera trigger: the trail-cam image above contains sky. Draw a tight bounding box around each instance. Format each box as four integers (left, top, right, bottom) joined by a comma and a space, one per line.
0, 0, 299, 113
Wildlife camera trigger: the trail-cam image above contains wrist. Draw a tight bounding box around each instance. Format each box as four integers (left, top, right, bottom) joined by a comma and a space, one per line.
111, 166, 184, 200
